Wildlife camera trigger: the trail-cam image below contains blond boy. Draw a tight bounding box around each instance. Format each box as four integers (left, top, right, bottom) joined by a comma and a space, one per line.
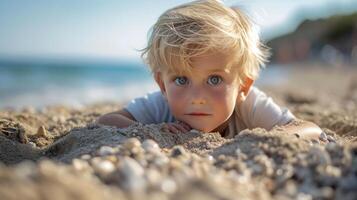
97, 0, 327, 142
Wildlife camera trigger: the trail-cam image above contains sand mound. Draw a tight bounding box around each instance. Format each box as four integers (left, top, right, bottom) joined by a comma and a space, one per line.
0, 123, 356, 200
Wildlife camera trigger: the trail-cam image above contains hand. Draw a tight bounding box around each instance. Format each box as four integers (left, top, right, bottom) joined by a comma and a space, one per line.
161, 121, 192, 134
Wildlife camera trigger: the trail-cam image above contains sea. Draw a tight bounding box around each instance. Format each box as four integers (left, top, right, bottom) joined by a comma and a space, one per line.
0, 58, 289, 110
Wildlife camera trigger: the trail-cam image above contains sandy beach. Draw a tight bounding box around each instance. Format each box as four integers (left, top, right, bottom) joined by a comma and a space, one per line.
0, 66, 356, 200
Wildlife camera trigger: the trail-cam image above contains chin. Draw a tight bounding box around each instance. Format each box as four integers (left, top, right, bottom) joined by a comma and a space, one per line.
183, 121, 216, 133
192, 126, 215, 133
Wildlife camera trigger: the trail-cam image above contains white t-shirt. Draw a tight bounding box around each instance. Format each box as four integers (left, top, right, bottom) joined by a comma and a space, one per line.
125, 86, 295, 138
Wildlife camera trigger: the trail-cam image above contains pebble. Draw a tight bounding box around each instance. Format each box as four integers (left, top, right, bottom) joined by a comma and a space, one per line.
307, 146, 331, 165
189, 129, 200, 133
123, 138, 141, 150
327, 135, 336, 143
80, 154, 91, 160
235, 148, 248, 160
339, 174, 357, 191
98, 146, 116, 156
276, 164, 294, 183
324, 165, 341, 177
28, 142, 37, 148
153, 154, 170, 167
253, 154, 274, 176
145, 168, 162, 186
204, 154, 215, 164
36, 126, 48, 137
142, 139, 160, 153
72, 158, 91, 171
170, 145, 186, 157
91, 158, 115, 175
14, 161, 38, 178
296, 193, 312, 200
119, 157, 146, 191
319, 131, 328, 142
325, 142, 339, 152
160, 178, 177, 194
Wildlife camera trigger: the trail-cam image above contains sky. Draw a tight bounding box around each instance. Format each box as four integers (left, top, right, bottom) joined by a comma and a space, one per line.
0, 0, 356, 61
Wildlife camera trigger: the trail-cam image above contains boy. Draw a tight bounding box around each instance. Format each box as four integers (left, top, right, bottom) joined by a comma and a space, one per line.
97, 0, 326, 142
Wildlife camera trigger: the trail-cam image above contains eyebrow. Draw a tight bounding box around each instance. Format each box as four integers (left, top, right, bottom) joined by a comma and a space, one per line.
167, 68, 230, 76
208, 68, 230, 73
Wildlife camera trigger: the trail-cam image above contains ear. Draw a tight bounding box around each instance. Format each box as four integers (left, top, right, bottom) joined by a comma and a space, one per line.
240, 77, 254, 96
154, 72, 167, 97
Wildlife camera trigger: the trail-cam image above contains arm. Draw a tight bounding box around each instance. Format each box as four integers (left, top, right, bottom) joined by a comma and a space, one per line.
96, 109, 191, 133
273, 119, 324, 142
95, 109, 137, 128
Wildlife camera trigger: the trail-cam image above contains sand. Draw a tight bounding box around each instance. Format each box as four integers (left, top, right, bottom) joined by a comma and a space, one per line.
0, 66, 356, 200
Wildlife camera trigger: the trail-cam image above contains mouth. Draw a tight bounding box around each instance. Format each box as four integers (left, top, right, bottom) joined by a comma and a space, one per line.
185, 113, 211, 116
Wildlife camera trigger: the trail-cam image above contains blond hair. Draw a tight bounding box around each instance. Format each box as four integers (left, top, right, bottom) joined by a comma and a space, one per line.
140, 0, 270, 84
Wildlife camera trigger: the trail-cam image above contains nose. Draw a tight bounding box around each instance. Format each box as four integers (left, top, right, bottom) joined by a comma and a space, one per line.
190, 87, 207, 105
191, 98, 206, 105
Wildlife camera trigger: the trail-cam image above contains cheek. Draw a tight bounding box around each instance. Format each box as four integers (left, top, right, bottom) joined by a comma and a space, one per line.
165, 85, 186, 112
209, 86, 238, 111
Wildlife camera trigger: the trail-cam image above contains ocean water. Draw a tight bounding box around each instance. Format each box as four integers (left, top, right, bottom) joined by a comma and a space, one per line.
0, 59, 288, 110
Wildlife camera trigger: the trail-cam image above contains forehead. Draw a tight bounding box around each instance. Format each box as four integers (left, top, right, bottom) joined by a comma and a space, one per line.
190, 52, 232, 72
166, 51, 236, 75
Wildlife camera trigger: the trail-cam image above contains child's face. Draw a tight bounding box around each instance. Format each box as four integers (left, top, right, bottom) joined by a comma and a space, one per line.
156, 53, 241, 132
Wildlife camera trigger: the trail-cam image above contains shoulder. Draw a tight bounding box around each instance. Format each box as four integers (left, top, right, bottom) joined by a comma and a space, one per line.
124, 90, 174, 124
246, 86, 267, 99
130, 90, 165, 103
239, 86, 266, 110
238, 86, 295, 130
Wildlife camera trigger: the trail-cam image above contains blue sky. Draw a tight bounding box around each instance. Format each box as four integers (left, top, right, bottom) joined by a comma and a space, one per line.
0, 0, 356, 60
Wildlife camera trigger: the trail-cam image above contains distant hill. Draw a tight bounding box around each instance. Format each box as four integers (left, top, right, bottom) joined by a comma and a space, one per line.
267, 12, 357, 65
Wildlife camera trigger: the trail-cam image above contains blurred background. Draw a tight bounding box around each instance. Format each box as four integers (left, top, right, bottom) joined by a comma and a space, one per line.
0, 0, 356, 110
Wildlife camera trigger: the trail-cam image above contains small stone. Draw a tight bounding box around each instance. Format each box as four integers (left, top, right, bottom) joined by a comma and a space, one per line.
319, 187, 333, 199
319, 131, 328, 141
276, 164, 294, 183
170, 145, 186, 157
123, 138, 141, 150
296, 193, 312, 200
98, 146, 115, 156
14, 161, 37, 178
339, 174, 357, 191
253, 154, 274, 176
28, 142, 37, 148
36, 126, 48, 137
327, 135, 336, 143
145, 168, 162, 186
91, 158, 115, 175
80, 154, 91, 160
160, 178, 177, 194
72, 158, 91, 171
18, 126, 28, 144
142, 139, 160, 153
153, 154, 170, 167
325, 142, 339, 152
106, 155, 118, 163
120, 157, 146, 191
204, 154, 215, 163
307, 146, 331, 165
325, 165, 341, 177
235, 148, 247, 160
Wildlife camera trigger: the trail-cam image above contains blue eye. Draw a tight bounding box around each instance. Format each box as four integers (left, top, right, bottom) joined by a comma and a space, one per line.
174, 76, 189, 86
207, 75, 222, 85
